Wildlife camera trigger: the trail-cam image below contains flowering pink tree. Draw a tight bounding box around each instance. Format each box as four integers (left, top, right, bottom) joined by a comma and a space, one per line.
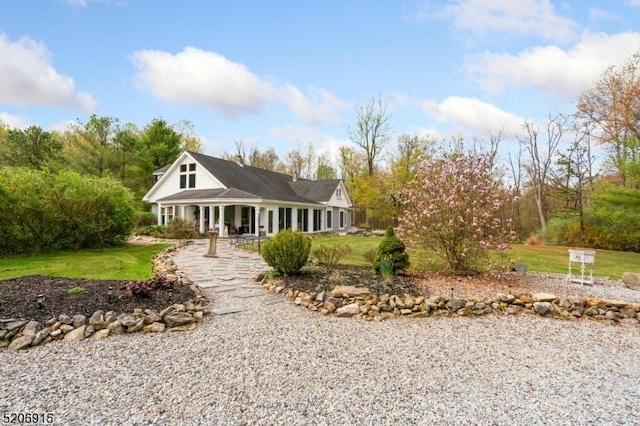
398, 150, 516, 273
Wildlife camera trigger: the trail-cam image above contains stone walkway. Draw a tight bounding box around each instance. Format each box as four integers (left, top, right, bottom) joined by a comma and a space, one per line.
173, 239, 280, 313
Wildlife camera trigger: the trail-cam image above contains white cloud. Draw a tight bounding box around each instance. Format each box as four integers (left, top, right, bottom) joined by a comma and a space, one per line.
0, 34, 97, 111
131, 47, 346, 124
628, 0, 640, 6
422, 96, 524, 135
467, 31, 640, 100
0, 112, 29, 129
408, 0, 578, 42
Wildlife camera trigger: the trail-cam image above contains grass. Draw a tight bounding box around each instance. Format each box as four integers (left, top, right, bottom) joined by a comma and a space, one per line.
0, 244, 169, 281
309, 235, 640, 280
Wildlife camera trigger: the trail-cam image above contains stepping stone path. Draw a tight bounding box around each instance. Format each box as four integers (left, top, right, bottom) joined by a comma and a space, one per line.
173, 239, 275, 314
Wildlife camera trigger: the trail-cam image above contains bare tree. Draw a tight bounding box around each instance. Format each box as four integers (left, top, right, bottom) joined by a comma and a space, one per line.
507, 142, 524, 235
517, 114, 566, 239
347, 96, 392, 176
577, 50, 640, 186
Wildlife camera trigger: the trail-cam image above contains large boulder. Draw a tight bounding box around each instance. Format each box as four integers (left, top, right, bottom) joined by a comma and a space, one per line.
622, 272, 640, 291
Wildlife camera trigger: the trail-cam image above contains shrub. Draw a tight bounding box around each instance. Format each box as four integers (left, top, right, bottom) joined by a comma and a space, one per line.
363, 248, 377, 265
0, 167, 136, 255
312, 243, 351, 274
163, 218, 198, 239
124, 274, 175, 299
134, 211, 157, 227
135, 225, 165, 238
373, 227, 410, 275
398, 150, 516, 273
525, 232, 542, 246
261, 230, 311, 275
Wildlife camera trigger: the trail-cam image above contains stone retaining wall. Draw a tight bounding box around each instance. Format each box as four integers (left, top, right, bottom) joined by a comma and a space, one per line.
263, 282, 640, 325
1, 245, 209, 352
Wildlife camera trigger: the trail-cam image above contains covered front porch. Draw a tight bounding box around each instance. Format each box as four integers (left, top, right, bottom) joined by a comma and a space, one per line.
155, 202, 346, 236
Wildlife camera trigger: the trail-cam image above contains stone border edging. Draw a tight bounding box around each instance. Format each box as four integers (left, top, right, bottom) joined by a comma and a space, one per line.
261, 281, 640, 325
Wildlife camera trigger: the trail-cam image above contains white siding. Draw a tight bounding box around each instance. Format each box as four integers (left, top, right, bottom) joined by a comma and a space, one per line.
145, 155, 225, 203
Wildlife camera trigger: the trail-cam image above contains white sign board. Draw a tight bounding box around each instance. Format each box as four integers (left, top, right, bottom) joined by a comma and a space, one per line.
569, 250, 596, 264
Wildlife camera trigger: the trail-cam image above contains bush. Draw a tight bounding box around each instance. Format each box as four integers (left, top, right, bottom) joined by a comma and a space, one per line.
163, 218, 198, 239
525, 232, 542, 245
373, 227, 410, 275
135, 225, 165, 238
124, 274, 175, 299
0, 167, 135, 255
261, 230, 311, 275
134, 211, 157, 227
312, 243, 351, 274
398, 150, 516, 273
363, 248, 377, 265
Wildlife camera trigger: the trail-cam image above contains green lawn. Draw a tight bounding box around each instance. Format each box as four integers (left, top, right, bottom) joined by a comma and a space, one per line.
0, 244, 169, 281
310, 236, 640, 280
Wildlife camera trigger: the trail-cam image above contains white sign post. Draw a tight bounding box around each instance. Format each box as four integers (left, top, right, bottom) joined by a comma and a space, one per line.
567, 249, 596, 286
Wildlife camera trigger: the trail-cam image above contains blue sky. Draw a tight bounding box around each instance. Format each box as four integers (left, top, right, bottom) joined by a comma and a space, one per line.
1, 0, 640, 161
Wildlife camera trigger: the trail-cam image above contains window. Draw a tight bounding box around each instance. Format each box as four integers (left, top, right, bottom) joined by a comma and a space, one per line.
313, 209, 322, 231
326, 210, 332, 230
268, 210, 274, 234
180, 163, 196, 189
298, 209, 308, 232
339, 211, 345, 229
336, 188, 342, 199
279, 207, 292, 230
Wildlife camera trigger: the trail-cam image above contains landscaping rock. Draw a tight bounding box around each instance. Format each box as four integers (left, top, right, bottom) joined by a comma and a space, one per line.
91, 329, 110, 340
6, 320, 27, 332
335, 303, 360, 317
72, 314, 87, 328
622, 272, 640, 291
89, 310, 106, 329
31, 328, 51, 346
143, 322, 166, 333
164, 312, 194, 328
533, 293, 557, 302
533, 301, 554, 316
330, 285, 371, 298
64, 325, 86, 341
107, 320, 124, 335
117, 313, 137, 327
22, 320, 41, 337
446, 297, 465, 312
8, 335, 34, 351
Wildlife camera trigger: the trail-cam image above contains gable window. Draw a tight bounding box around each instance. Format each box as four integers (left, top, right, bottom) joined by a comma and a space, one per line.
336, 188, 342, 199
180, 163, 196, 189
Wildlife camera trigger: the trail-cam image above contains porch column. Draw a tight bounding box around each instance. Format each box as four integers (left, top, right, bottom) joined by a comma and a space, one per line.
310, 209, 315, 233
254, 206, 260, 236
198, 205, 205, 234
208, 206, 214, 230
180, 205, 186, 220
292, 207, 298, 231
157, 204, 163, 225
273, 208, 279, 234
218, 205, 226, 236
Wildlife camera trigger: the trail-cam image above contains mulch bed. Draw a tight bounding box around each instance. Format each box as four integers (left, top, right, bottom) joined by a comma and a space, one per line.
0, 275, 196, 324
280, 264, 526, 299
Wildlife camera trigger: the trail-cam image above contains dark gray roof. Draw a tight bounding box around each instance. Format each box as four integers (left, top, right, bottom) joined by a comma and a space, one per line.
157, 188, 259, 202
186, 151, 336, 204
288, 179, 342, 202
